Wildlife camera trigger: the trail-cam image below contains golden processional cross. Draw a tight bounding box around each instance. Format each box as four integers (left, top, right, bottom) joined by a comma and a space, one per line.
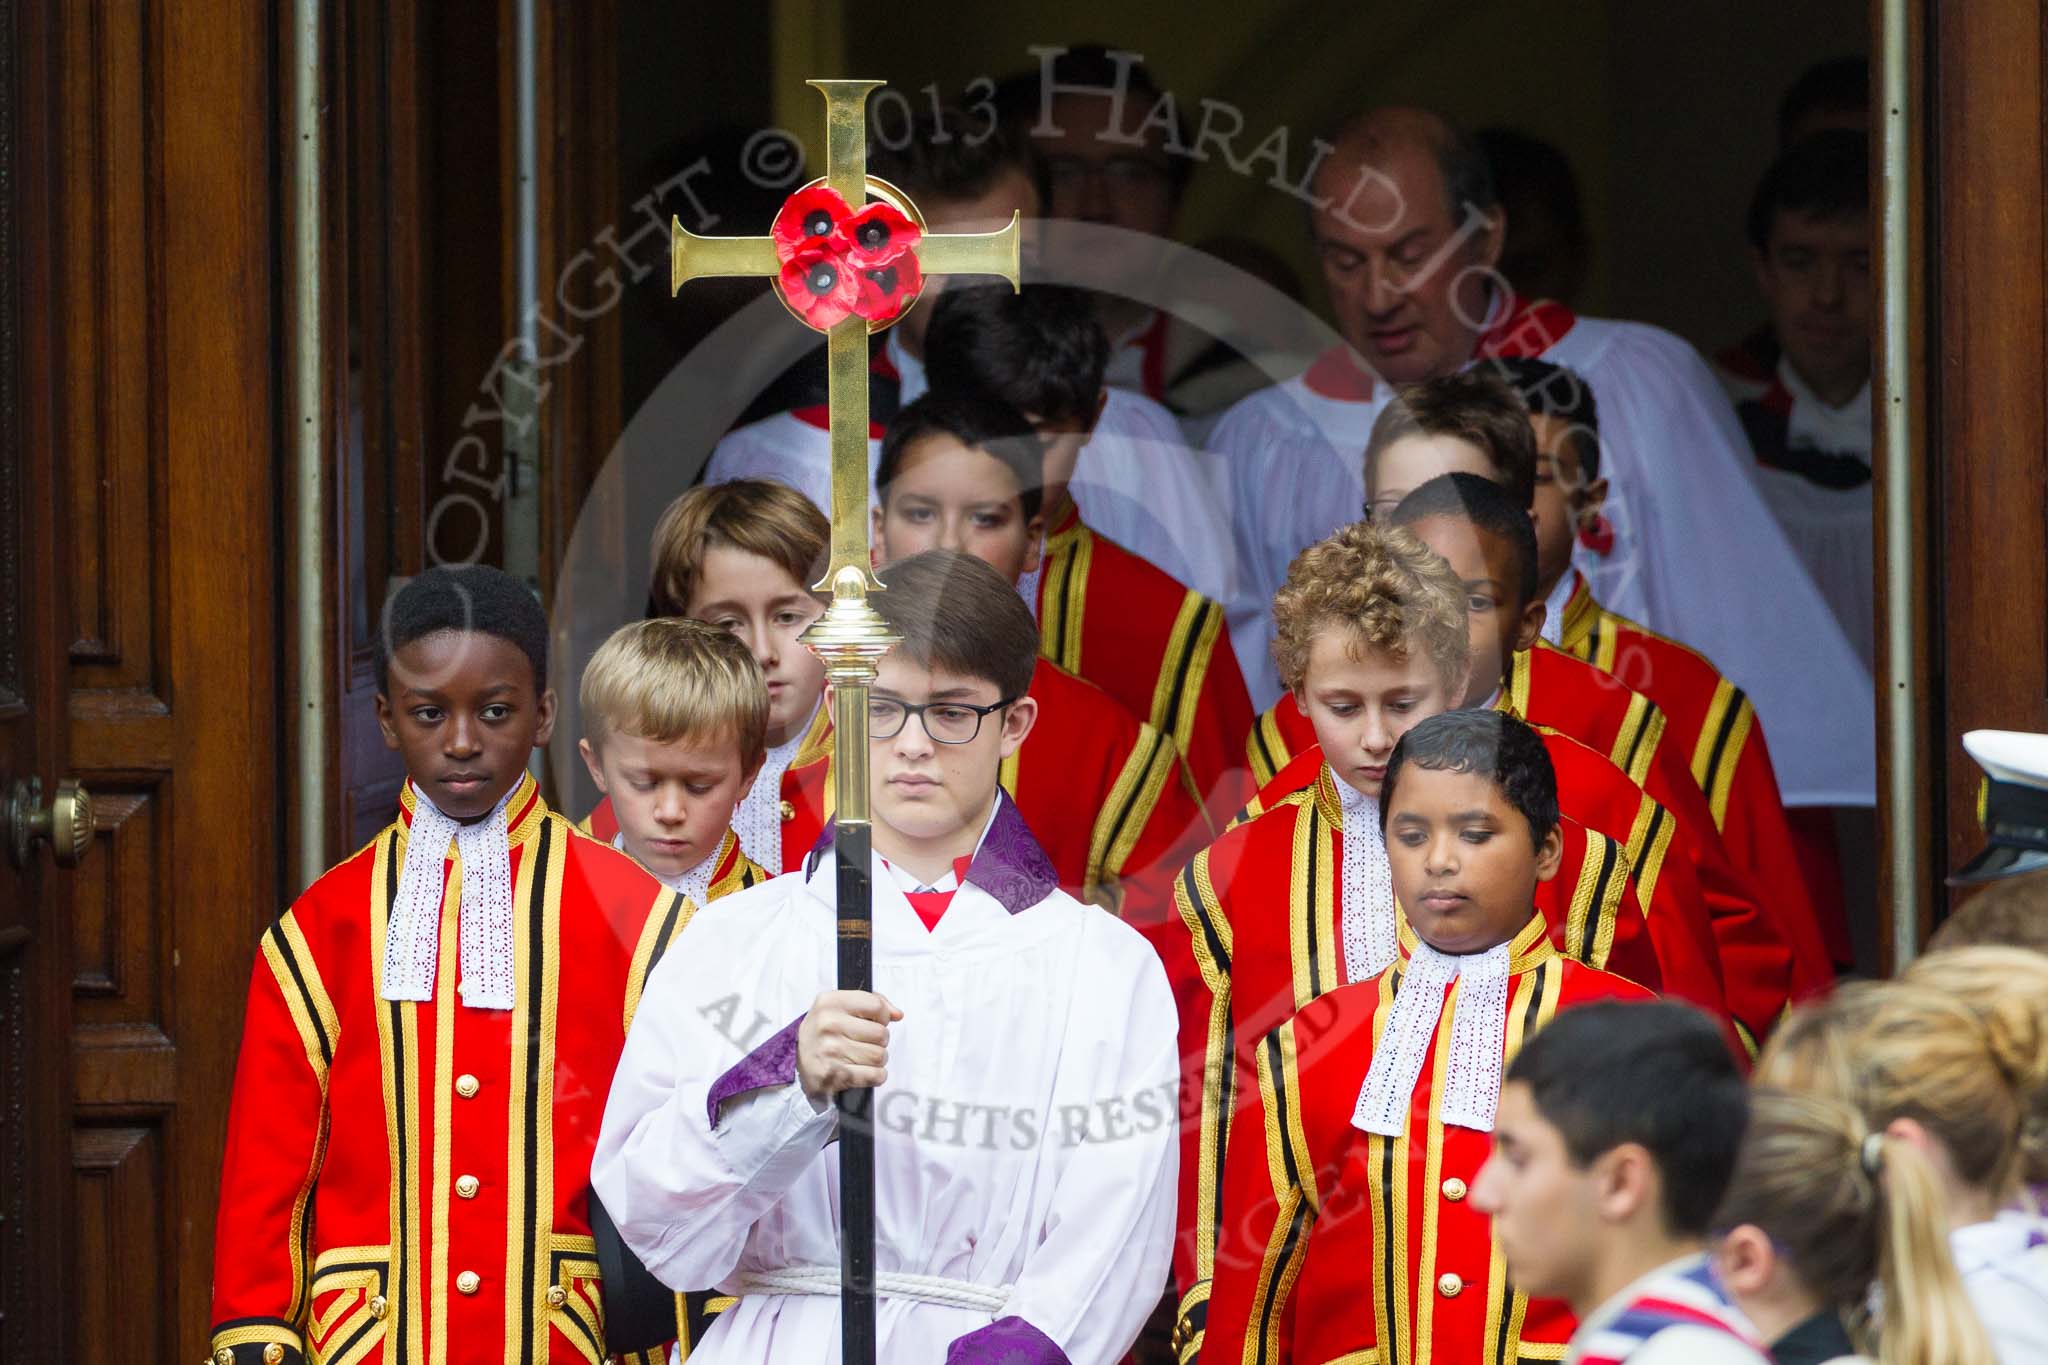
670, 80, 1020, 1363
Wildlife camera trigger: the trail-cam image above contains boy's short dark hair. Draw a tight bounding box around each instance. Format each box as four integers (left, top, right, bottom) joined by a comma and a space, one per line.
869, 106, 1040, 206
376, 565, 547, 696
1507, 1000, 1749, 1237
1777, 57, 1867, 148
877, 393, 1048, 521
1380, 709, 1558, 850
922, 285, 1108, 426
872, 550, 1039, 700
1746, 129, 1868, 253
1366, 370, 1539, 507
1390, 472, 1539, 611
1479, 355, 1602, 482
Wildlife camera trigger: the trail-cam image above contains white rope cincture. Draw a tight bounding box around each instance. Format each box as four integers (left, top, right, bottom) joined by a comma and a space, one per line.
731, 1265, 1013, 1315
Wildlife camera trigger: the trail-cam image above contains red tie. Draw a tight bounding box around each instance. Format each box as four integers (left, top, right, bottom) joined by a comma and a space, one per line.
904, 854, 976, 932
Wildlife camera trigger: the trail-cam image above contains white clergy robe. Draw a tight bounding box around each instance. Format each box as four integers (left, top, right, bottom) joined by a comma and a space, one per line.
1717, 352, 1875, 675
591, 792, 1178, 1365
700, 332, 1244, 625
1207, 304, 1875, 808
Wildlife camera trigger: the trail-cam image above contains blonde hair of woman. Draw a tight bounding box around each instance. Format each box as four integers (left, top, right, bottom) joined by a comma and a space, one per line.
1902, 945, 2048, 1207
1713, 1086, 1995, 1365
1759, 980, 2047, 1364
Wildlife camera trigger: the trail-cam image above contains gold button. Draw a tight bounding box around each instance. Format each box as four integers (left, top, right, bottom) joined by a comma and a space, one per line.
1442, 1177, 1468, 1202
456, 1270, 481, 1295
1438, 1272, 1464, 1298
456, 1073, 480, 1098
546, 1285, 568, 1308
369, 1294, 388, 1319
778, 799, 795, 821
263, 1348, 284, 1365
216, 1352, 235, 1365
456, 1174, 480, 1199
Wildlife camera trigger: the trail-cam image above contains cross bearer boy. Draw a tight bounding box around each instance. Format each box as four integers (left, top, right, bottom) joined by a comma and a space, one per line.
208, 567, 684, 1365
594, 549, 1178, 1364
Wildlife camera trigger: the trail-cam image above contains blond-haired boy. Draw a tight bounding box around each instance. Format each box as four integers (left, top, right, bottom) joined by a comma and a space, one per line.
579, 617, 772, 910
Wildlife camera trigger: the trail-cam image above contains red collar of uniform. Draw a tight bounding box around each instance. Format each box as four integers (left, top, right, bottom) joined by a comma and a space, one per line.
1472, 292, 1578, 358
397, 770, 544, 846
1394, 911, 1556, 973
870, 342, 902, 383
703, 828, 743, 888
791, 404, 885, 439
1301, 345, 1378, 401
1130, 308, 1171, 402
1757, 371, 1795, 419
1298, 294, 1580, 402
1554, 571, 1601, 653
1044, 498, 1085, 538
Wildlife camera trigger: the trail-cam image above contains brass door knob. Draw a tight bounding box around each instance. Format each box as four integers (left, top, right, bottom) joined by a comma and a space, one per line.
7, 776, 93, 869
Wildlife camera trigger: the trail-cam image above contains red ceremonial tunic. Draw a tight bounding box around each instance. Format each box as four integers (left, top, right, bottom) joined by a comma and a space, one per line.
1201, 919, 1656, 1365
1035, 500, 1256, 824
1243, 742, 1729, 1032
1245, 656, 1799, 1045
1550, 570, 1845, 969
207, 773, 698, 1365
1166, 764, 1665, 1359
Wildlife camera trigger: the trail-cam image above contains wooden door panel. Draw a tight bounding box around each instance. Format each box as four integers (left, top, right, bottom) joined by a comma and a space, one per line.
54, 0, 151, 689
40, 0, 186, 1347
1908, 0, 2048, 931
10, 0, 280, 1358
73, 1125, 169, 1363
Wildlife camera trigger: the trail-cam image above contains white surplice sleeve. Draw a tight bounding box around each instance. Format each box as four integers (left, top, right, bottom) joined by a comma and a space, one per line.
592, 887, 835, 1292
702, 416, 833, 516
1207, 389, 1361, 709
1564, 321, 1875, 806
1069, 390, 1240, 609
994, 917, 1181, 1364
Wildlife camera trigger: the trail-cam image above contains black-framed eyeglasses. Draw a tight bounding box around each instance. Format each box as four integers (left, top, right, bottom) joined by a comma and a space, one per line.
868, 696, 1020, 745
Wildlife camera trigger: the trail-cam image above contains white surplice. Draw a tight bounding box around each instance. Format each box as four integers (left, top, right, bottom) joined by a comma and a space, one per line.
1206, 313, 1875, 807
1716, 354, 1875, 675
591, 841, 1179, 1364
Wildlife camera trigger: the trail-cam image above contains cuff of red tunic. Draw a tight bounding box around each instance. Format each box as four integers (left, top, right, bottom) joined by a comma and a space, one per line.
1171, 1280, 1209, 1365
945, 1315, 1070, 1364
208, 1319, 306, 1365
706, 1011, 806, 1129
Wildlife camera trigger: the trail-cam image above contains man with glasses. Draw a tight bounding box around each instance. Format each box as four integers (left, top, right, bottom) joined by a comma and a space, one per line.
994, 44, 1286, 426
595, 548, 1180, 1365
